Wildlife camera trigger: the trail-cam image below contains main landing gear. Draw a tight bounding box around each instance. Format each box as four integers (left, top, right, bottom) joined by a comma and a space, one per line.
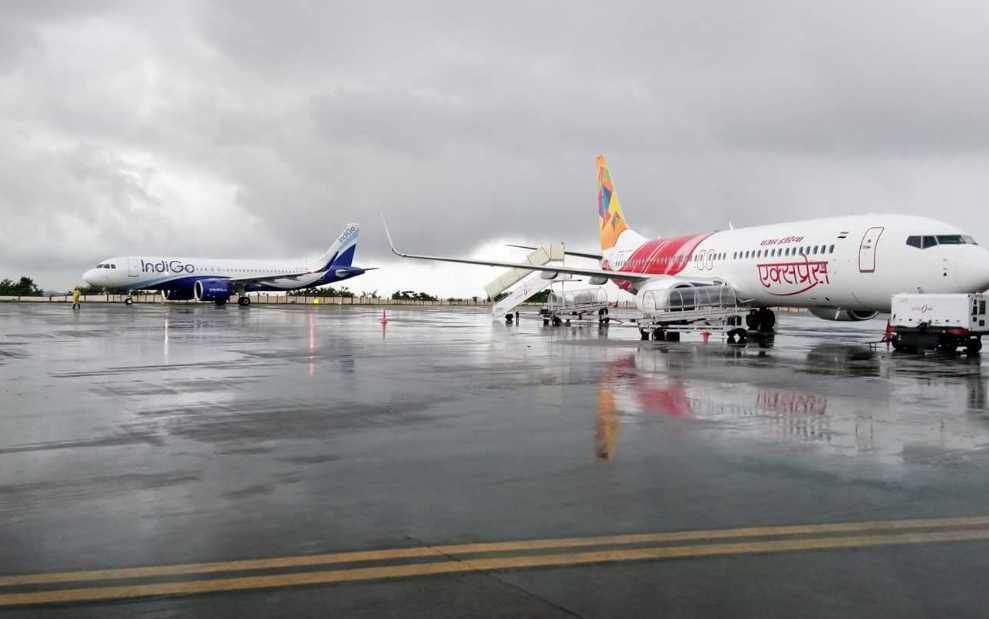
745, 308, 776, 333
238, 296, 251, 307
124, 296, 134, 306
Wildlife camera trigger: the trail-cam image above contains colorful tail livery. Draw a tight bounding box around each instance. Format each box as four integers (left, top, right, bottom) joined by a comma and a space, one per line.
597, 155, 629, 250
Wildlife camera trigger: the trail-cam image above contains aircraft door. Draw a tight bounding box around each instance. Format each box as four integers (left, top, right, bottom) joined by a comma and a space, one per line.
128, 258, 141, 278
858, 227, 884, 273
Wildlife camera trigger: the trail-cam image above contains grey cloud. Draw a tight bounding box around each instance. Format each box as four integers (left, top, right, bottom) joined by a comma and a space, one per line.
3, 0, 989, 291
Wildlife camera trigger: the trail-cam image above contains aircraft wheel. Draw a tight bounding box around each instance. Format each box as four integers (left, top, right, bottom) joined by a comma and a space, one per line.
651, 329, 665, 341
640, 329, 650, 341
124, 297, 133, 306
759, 308, 776, 331
238, 296, 251, 306
215, 299, 227, 307
745, 311, 760, 330
967, 338, 982, 354
665, 331, 680, 343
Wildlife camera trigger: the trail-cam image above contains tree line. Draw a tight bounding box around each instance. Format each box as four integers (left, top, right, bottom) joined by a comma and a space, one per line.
2, 277, 451, 301
0, 277, 43, 296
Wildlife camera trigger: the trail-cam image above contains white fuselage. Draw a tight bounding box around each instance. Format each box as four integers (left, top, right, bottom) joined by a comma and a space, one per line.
83, 257, 328, 291
602, 214, 989, 311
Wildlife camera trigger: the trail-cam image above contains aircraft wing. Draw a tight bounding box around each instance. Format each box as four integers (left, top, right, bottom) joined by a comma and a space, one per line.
383, 220, 653, 283
226, 271, 317, 284
226, 267, 378, 286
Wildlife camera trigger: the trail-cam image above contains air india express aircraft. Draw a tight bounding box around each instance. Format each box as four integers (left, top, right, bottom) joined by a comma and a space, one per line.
387, 156, 989, 330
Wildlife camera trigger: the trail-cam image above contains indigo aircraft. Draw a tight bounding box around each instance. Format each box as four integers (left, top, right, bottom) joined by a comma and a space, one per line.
82, 224, 369, 306
387, 156, 989, 330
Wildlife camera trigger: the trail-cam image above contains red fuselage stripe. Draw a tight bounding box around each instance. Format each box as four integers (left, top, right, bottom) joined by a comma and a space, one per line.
620, 233, 713, 276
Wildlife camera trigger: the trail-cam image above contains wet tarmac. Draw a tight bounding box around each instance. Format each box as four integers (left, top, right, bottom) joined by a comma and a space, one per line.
3, 303, 989, 616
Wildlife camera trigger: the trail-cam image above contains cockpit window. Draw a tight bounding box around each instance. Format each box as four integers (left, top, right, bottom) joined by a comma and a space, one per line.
936, 235, 964, 245
909, 234, 978, 248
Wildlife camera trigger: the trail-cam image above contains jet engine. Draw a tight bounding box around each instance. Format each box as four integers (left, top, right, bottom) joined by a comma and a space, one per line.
808, 307, 879, 321
161, 288, 195, 301
193, 278, 233, 302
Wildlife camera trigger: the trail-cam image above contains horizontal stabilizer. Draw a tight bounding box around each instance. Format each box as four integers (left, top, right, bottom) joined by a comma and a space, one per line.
506, 243, 603, 261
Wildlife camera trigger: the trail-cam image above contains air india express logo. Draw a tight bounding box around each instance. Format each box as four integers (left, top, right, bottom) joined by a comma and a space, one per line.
757, 254, 830, 296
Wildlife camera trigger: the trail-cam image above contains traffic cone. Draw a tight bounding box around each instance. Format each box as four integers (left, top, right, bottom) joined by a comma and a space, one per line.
702, 330, 711, 343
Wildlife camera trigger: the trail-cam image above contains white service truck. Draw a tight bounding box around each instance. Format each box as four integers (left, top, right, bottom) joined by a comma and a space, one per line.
889, 293, 987, 353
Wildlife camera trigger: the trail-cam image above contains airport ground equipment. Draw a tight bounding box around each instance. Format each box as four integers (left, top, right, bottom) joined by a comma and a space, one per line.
537, 287, 612, 327
631, 283, 750, 343
888, 293, 987, 353
485, 243, 565, 301
493, 270, 579, 321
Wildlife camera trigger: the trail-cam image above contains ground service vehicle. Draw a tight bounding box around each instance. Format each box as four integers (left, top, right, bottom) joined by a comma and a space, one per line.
889, 293, 987, 353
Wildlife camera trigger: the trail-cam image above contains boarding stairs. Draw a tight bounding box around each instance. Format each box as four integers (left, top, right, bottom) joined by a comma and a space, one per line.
487, 244, 573, 319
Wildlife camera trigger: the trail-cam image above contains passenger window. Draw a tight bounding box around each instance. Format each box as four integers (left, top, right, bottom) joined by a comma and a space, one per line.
922, 236, 938, 248
906, 236, 922, 248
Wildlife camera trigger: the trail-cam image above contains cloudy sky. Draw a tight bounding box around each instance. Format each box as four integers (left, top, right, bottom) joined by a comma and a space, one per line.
3, 0, 989, 296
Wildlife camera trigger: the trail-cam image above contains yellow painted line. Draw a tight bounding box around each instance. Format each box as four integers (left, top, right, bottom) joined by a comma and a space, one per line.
4, 515, 989, 588
3, 527, 989, 607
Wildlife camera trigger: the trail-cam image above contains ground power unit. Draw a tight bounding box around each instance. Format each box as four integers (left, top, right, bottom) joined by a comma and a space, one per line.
889, 293, 987, 353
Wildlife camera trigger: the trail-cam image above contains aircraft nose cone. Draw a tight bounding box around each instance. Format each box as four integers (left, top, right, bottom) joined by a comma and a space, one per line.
82, 270, 96, 285
975, 249, 989, 292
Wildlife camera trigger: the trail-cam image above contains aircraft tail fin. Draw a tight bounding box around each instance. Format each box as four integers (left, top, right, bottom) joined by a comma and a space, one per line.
597, 155, 631, 250
314, 223, 360, 271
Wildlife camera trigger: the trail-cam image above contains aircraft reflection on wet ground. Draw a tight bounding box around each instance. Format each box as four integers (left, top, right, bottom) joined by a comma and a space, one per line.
591, 336, 988, 463
5, 305, 989, 616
